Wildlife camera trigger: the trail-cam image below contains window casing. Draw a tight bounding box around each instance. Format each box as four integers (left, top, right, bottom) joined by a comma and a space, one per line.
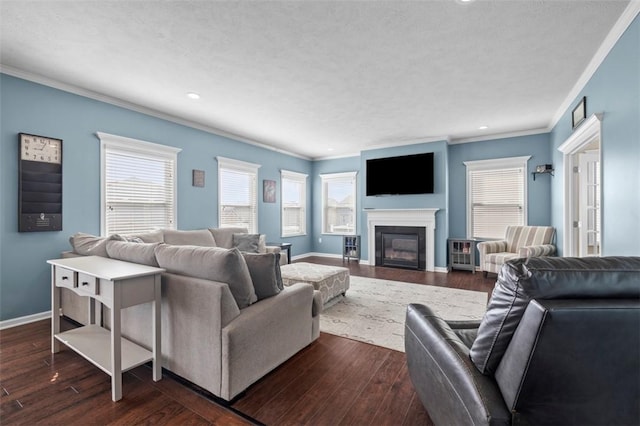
321, 171, 357, 235
217, 156, 260, 233
281, 170, 307, 237
465, 156, 530, 240
99, 132, 181, 236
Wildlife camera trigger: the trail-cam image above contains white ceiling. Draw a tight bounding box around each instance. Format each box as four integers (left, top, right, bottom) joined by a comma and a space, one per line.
0, 1, 633, 159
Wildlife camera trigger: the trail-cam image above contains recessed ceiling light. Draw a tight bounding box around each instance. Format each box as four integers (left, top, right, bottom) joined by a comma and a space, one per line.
327, 147, 334, 151
186, 92, 200, 100
478, 125, 489, 130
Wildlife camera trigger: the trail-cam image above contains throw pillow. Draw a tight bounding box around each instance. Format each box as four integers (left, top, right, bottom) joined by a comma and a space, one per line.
233, 233, 261, 253
155, 245, 257, 309
106, 240, 161, 267
242, 252, 283, 300
69, 232, 109, 257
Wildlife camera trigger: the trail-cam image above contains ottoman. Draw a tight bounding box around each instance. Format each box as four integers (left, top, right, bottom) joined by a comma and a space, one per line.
280, 262, 350, 305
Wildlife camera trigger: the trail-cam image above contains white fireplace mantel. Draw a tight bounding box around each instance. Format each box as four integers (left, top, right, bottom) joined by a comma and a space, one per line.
365, 208, 439, 271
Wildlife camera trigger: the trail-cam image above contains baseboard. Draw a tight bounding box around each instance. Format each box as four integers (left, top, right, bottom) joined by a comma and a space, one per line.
295, 252, 450, 273
0, 310, 51, 330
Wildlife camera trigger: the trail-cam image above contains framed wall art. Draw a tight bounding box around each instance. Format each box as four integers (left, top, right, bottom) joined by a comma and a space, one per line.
572, 96, 586, 130
263, 179, 276, 203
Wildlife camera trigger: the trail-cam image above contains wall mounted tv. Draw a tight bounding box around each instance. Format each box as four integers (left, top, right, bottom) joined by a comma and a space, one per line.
366, 152, 434, 196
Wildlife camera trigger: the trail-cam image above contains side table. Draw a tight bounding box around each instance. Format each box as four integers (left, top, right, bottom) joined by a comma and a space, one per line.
267, 242, 292, 264
48, 256, 165, 401
448, 238, 477, 273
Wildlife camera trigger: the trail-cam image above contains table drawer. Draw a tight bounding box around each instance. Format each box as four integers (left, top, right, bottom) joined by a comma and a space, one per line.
55, 267, 77, 289
77, 273, 99, 295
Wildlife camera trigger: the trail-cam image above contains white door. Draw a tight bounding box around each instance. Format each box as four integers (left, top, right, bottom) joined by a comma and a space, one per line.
577, 151, 600, 256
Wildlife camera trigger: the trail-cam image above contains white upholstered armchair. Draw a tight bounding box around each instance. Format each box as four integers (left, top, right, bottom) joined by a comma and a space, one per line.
477, 226, 556, 277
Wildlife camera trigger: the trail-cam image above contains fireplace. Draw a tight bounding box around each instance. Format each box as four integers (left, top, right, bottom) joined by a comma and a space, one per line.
366, 208, 438, 271
375, 226, 426, 270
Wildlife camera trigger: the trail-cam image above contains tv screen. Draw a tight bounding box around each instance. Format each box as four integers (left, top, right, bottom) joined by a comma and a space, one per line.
366, 152, 434, 196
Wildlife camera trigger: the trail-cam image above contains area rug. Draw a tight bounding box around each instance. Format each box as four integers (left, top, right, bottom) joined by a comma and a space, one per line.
319, 276, 488, 352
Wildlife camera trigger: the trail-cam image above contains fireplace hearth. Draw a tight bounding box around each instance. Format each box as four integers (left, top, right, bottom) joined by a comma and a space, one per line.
375, 226, 426, 270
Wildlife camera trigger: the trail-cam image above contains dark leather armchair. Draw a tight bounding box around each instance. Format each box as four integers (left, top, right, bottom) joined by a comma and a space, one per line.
405, 256, 640, 425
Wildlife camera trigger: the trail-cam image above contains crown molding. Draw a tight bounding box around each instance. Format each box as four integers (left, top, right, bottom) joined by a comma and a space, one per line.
549, 0, 640, 131
0, 65, 311, 161
448, 127, 549, 145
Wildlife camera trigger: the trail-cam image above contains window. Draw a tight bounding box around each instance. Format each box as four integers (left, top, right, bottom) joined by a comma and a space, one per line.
321, 171, 357, 235
99, 132, 181, 236
465, 156, 530, 240
217, 156, 260, 233
281, 170, 307, 237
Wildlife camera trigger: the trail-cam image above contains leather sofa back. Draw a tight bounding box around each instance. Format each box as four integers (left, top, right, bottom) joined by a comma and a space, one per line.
495, 298, 640, 425
470, 256, 640, 374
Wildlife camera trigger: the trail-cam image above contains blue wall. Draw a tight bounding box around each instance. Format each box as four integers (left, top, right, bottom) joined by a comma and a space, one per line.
550, 15, 640, 255
448, 133, 552, 241
0, 74, 312, 321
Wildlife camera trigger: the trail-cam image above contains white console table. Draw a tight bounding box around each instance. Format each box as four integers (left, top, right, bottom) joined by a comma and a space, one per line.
48, 256, 164, 401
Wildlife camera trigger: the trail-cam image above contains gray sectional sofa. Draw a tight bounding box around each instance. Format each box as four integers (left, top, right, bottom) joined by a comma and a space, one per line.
59, 228, 321, 401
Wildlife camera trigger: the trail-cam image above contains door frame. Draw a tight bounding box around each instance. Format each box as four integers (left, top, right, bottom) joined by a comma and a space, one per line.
557, 113, 603, 256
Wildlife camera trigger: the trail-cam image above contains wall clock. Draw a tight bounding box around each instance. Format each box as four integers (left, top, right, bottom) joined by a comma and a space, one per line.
19, 133, 63, 232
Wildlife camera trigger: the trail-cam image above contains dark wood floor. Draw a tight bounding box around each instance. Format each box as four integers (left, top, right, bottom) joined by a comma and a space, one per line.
0, 257, 493, 425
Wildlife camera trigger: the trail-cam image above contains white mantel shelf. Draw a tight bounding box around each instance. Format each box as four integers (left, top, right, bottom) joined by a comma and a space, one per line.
365, 209, 439, 271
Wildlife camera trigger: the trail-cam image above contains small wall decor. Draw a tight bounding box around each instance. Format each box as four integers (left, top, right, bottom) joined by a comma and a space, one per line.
572, 96, 586, 130
19, 133, 63, 232
192, 169, 205, 187
263, 179, 276, 203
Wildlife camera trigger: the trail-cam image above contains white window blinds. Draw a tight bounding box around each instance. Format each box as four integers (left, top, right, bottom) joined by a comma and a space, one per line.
281, 170, 307, 237
99, 132, 181, 236
217, 157, 260, 233
465, 156, 529, 240
321, 171, 357, 235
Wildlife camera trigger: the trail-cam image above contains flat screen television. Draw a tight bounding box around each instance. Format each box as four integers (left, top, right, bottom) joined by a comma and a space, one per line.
366, 152, 434, 196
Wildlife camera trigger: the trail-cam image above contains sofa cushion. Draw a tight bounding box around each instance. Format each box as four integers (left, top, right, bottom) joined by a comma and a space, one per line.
154, 244, 257, 309
209, 227, 248, 249
162, 229, 217, 246
106, 240, 161, 267
132, 230, 164, 243
242, 252, 283, 300
470, 256, 640, 375
233, 233, 261, 253
69, 232, 110, 257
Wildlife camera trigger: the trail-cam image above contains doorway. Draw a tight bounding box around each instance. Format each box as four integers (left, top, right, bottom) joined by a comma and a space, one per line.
558, 114, 602, 257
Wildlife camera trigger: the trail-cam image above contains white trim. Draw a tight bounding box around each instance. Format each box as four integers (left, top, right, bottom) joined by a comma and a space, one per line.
549, 2, 640, 131
557, 113, 603, 256
320, 171, 358, 235
0, 311, 50, 330
319, 171, 358, 180
215, 156, 261, 173
365, 209, 439, 272
280, 169, 308, 180
97, 132, 182, 157
465, 156, 530, 239
98, 132, 180, 236
280, 169, 308, 237
463, 155, 531, 171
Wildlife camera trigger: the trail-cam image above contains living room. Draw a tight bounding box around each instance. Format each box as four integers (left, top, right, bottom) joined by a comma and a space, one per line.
1, 1, 639, 424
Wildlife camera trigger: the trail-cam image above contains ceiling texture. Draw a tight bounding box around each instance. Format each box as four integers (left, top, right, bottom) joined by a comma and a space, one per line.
0, 1, 633, 159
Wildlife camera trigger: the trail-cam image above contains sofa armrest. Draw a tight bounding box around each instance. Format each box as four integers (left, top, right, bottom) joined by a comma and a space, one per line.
477, 240, 508, 271
405, 304, 510, 426
517, 244, 556, 258
221, 282, 316, 400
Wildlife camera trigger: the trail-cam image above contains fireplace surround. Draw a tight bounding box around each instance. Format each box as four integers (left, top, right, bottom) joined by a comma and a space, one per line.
366, 209, 438, 271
